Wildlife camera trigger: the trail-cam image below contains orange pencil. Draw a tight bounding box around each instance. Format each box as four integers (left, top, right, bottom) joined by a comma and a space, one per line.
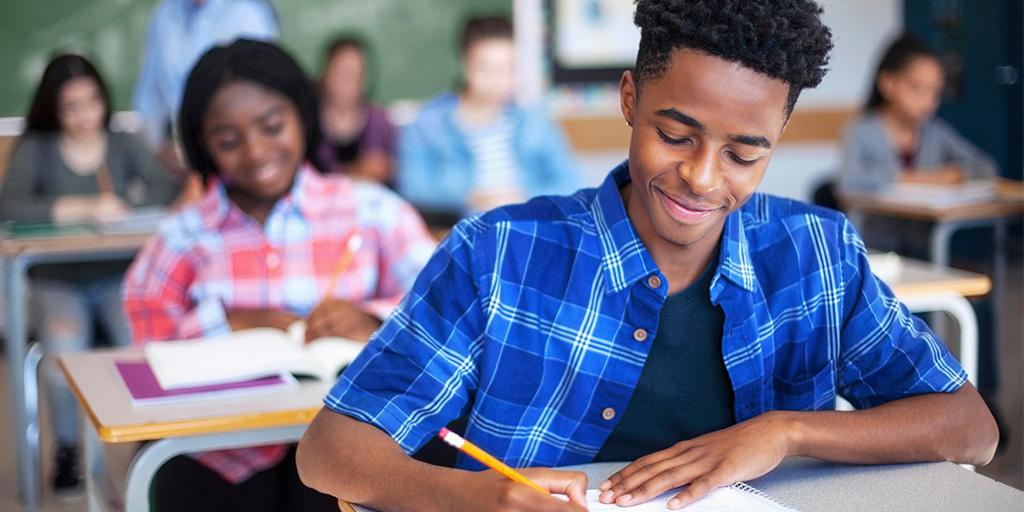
438, 427, 549, 495
322, 231, 363, 301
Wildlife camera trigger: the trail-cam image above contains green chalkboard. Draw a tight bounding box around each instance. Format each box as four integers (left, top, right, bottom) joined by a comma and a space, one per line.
0, 0, 511, 117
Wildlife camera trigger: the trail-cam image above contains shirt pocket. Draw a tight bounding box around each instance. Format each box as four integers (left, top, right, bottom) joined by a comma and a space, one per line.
770, 362, 836, 411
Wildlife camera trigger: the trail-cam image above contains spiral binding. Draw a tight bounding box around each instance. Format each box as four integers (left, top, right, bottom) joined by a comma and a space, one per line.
731, 482, 799, 511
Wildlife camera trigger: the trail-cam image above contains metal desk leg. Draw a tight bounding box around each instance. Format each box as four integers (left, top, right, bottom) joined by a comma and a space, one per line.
84, 414, 115, 512
5, 255, 37, 510
902, 292, 979, 386
23, 342, 43, 510
123, 425, 308, 512
930, 222, 956, 269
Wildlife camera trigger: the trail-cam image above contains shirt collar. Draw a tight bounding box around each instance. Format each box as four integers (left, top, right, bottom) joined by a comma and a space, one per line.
590, 162, 756, 294
198, 163, 325, 231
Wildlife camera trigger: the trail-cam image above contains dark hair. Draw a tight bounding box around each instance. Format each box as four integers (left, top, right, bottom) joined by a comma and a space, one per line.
865, 34, 939, 111
178, 39, 324, 182
25, 54, 112, 132
633, 0, 832, 116
459, 15, 513, 55
321, 34, 376, 98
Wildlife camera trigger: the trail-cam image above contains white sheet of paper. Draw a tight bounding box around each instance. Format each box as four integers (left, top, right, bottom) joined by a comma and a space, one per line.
582, 484, 796, 511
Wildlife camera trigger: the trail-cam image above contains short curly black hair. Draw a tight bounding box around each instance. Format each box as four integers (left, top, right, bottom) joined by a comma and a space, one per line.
178, 39, 324, 182
633, 0, 833, 116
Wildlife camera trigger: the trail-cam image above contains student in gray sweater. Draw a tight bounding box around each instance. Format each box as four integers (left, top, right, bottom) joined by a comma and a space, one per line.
837, 34, 997, 252
839, 34, 996, 193
0, 54, 178, 501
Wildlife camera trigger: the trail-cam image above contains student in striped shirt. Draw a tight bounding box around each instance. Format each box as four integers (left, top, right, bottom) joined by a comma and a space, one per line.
123, 40, 436, 512
397, 15, 582, 217
297, 1, 998, 511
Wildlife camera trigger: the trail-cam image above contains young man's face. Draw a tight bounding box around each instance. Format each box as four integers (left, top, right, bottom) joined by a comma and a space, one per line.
620, 49, 790, 251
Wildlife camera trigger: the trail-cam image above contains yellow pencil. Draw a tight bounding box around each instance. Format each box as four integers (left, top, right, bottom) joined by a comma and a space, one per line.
322, 231, 363, 301
438, 427, 550, 495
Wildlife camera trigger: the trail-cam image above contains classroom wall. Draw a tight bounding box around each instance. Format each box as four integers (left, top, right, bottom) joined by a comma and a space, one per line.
0, 0, 512, 118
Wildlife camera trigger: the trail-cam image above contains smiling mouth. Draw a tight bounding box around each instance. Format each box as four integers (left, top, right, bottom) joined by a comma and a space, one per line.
655, 188, 721, 224
252, 160, 285, 184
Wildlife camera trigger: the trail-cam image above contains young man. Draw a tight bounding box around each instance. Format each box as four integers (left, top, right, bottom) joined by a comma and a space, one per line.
297, 1, 998, 510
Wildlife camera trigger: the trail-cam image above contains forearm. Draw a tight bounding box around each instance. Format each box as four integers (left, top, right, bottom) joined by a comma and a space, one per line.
297, 409, 462, 512
787, 384, 998, 465
225, 308, 301, 331
898, 165, 965, 185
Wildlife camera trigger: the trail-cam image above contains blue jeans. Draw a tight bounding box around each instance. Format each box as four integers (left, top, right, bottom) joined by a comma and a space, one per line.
30, 277, 131, 447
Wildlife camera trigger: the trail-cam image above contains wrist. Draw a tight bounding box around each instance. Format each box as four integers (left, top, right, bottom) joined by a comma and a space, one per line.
765, 410, 806, 458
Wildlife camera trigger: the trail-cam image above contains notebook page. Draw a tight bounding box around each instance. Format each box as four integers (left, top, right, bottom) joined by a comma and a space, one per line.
583, 483, 796, 511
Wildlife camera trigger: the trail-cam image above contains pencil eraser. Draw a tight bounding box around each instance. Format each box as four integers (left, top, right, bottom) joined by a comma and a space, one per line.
439, 427, 450, 438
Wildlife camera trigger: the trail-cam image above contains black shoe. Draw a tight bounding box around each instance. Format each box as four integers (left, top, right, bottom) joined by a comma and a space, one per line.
53, 445, 84, 503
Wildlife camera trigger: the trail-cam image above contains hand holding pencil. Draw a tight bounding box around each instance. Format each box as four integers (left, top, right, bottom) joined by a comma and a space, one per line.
438, 428, 589, 511
304, 231, 381, 343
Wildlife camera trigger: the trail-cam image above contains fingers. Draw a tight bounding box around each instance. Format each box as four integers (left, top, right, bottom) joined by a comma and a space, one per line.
600, 442, 690, 492
527, 469, 589, 506
667, 470, 732, 510
306, 300, 363, 341
601, 458, 709, 506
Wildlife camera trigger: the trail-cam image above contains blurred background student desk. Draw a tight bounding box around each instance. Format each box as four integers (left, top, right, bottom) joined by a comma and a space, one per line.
345, 459, 1024, 512
1, 227, 153, 511
58, 347, 330, 512
842, 180, 1023, 388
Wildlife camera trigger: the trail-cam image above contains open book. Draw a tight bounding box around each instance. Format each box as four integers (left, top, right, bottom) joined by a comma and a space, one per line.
144, 322, 365, 390
877, 180, 997, 207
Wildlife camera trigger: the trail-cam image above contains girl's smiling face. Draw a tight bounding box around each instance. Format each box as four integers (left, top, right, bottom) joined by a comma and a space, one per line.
201, 80, 305, 218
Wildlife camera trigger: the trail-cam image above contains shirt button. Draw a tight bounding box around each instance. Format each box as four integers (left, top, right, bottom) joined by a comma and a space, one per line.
601, 407, 616, 421
633, 328, 648, 342
647, 275, 662, 289
266, 252, 280, 268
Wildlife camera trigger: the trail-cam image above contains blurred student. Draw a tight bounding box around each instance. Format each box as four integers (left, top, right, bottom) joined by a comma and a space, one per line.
318, 36, 397, 185
0, 54, 178, 501
397, 15, 580, 217
839, 34, 996, 194
133, 0, 278, 194
122, 40, 436, 512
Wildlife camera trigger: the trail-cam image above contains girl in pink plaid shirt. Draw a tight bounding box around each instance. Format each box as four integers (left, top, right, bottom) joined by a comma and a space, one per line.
123, 40, 436, 511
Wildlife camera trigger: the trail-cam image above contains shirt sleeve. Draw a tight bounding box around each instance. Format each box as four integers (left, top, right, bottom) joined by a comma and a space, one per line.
363, 190, 438, 319
932, 119, 998, 179
837, 119, 897, 193
835, 217, 967, 408
122, 230, 231, 343
0, 136, 57, 222
122, 133, 180, 206
323, 219, 486, 454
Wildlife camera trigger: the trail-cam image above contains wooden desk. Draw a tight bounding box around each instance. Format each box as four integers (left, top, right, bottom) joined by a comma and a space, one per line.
59, 347, 332, 512
1, 231, 152, 511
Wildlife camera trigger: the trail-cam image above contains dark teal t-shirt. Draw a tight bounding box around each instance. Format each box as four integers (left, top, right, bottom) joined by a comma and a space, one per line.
594, 260, 735, 462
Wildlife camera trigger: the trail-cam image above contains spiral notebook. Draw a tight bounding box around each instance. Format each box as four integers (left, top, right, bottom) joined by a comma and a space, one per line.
583, 482, 796, 511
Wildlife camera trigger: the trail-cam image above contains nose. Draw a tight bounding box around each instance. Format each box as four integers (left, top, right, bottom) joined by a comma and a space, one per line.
242, 133, 272, 167
676, 145, 721, 196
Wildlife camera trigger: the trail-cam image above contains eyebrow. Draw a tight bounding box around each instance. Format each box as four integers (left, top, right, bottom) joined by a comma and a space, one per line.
206, 103, 285, 135
655, 107, 772, 149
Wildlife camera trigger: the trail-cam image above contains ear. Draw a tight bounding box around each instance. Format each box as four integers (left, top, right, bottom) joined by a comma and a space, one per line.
620, 70, 637, 127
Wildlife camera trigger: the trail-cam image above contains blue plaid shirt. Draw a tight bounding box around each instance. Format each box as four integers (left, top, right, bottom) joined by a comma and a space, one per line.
325, 163, 967, 469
